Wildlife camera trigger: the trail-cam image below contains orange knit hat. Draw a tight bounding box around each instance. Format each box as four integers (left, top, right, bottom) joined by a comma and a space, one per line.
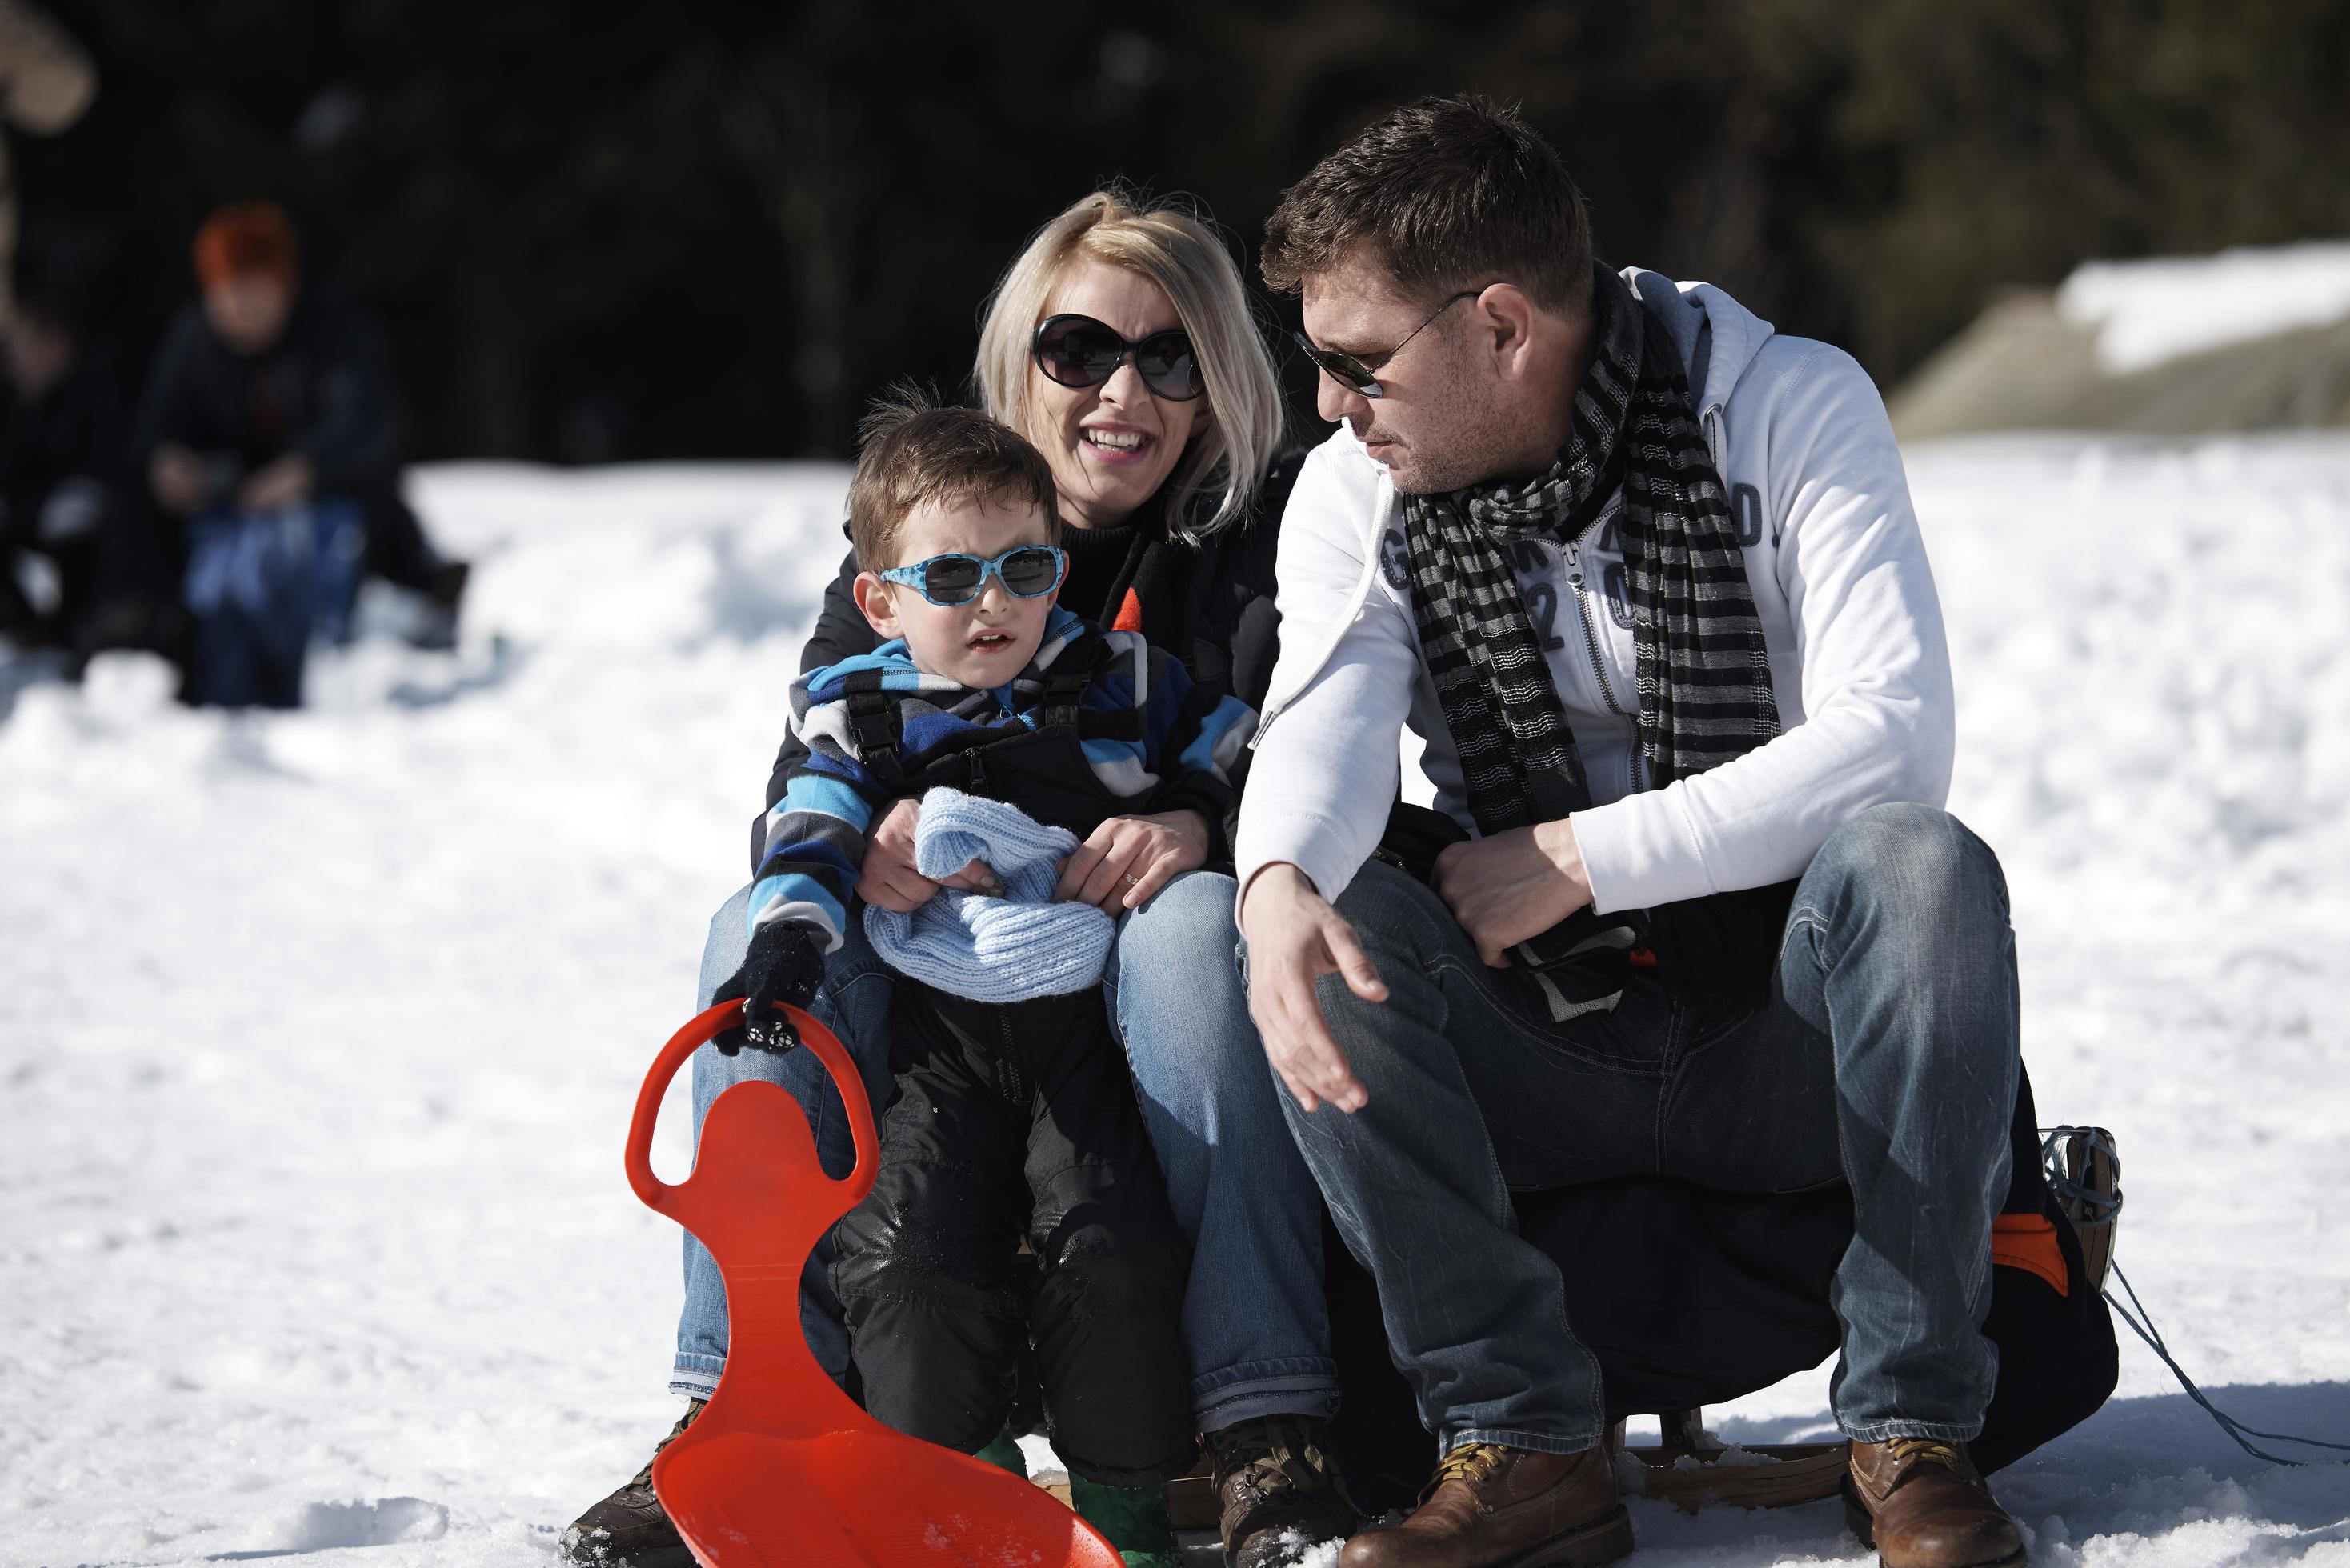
193, 201, 300, 289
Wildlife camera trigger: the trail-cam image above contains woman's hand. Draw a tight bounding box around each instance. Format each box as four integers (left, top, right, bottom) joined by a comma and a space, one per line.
1053, 809, 1211, 912
857, 798, 998, 913
238, 453, 314, 511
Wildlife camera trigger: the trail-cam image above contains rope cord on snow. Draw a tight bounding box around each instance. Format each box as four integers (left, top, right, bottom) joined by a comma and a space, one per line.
2037, 1125, 2349, 1466
2101, 1263, 2350, 1466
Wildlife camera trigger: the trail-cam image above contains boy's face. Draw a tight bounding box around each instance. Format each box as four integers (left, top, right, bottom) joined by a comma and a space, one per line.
202, 273, 295, 357
852, 493, 1063, 689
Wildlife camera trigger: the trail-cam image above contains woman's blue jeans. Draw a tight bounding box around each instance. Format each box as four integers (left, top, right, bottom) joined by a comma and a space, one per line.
1104, 871, 1343, 1434
669, 872, 1344, 1434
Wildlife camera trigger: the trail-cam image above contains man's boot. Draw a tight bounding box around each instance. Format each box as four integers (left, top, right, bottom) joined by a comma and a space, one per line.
1339, 1442, 1629, 1568
1842, 1438, 2025, 1568
560, 1399, 703, 1566
1206, 1414, 1358, 1566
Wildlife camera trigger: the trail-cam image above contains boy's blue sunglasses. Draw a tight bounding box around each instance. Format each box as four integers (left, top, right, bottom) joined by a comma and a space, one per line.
879, 544, 1067, 606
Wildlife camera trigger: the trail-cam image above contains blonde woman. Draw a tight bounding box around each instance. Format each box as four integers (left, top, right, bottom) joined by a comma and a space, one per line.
569, 192, 1356, 1568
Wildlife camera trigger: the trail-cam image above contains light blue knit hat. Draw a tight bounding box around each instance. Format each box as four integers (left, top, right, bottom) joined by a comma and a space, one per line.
863, 787, 1116, 1002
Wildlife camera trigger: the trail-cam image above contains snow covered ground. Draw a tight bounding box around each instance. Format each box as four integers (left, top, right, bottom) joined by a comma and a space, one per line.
3, 438, 2346, 1566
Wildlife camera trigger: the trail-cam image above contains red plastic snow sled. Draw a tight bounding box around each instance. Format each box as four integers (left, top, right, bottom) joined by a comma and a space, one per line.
625, 999, 1123, 1567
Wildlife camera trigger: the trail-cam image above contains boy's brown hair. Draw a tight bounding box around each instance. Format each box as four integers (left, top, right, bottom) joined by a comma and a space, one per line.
848, 387, 1059, 571
1261, 94, 1594, 317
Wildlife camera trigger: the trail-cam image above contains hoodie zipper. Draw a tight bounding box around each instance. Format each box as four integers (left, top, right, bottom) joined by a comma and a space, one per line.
1563, 526, 1646, 796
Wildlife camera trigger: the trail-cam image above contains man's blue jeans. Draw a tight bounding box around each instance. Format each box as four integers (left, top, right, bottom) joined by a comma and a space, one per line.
671, 890, 895, 1395
1276, 803, 2019, 1454
672, 872, 1344, 1430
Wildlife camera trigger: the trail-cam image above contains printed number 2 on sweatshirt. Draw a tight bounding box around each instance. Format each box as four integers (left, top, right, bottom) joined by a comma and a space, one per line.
1377, 525, 1634, 632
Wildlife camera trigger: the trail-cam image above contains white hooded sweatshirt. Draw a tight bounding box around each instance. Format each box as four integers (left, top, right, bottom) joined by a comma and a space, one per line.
1235, 269, 1955, 916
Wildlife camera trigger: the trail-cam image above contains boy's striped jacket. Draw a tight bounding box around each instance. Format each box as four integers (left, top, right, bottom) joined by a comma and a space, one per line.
750, 606, 1255, 950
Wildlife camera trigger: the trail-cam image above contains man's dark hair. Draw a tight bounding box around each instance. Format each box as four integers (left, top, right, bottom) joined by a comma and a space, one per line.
847, 385, 1059, 572
1262, 94, 1594, 316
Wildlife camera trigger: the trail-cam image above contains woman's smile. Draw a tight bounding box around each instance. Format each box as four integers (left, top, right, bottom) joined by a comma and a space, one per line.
1080, 421, 1155, 463
1033, 258, 1209, 529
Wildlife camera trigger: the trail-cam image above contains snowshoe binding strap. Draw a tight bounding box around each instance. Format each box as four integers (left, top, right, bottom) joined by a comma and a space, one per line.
1212, 1415, 1339, 1503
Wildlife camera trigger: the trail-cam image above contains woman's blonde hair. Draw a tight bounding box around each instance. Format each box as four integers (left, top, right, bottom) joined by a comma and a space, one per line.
975, 189, 1283, 538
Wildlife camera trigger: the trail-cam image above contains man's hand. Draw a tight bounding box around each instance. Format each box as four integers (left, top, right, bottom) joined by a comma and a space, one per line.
1053, 809, 1209, 911
149, 443, 206, 514
1239, 863, 1386, 1114
1431, 818, 1594, 967
856, 797, 997, 914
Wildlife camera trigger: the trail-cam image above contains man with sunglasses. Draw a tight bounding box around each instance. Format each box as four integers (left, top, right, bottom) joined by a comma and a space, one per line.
1234, 98, 2028, 1568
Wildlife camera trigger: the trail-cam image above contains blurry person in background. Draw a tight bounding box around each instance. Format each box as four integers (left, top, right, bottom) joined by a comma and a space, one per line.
0, 0, 95, 327
134, 200, 467, 706
0, 273, 130, 656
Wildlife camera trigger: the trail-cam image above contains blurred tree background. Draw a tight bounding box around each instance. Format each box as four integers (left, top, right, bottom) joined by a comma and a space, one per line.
20, 0, 2349, 462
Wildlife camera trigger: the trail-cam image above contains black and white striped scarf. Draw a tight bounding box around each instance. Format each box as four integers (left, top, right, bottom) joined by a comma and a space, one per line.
1399, 262, 1779, 836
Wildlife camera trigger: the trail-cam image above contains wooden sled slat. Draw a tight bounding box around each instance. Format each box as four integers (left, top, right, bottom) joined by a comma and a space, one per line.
2044, 1124, 2122, 1294
1613, 1410, 1848, 1514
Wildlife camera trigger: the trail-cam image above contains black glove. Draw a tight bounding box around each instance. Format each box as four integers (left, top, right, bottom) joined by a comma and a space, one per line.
711, 922, 828, 1054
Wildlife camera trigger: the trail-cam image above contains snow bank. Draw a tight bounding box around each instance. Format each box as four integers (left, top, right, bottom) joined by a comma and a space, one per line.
2, 443, 2345, 1566
2057, 241, 2350, 374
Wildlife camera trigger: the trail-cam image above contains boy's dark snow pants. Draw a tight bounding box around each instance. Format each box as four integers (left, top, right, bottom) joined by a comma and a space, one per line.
830, 979, 1195, 1487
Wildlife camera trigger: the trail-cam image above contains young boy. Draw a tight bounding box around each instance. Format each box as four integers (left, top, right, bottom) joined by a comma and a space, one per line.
717, 396, 1253, 1564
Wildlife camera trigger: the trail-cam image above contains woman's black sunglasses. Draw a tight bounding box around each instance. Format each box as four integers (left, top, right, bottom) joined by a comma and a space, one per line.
1032, 314, 1205, 401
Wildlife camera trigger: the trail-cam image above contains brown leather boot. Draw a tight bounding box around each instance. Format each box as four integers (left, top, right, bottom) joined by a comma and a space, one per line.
1339, 1442, 1631, 1568
1843, 1438, 2026, 1567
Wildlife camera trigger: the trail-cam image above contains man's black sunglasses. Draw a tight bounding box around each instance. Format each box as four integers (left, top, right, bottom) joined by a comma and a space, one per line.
1293, 290, 1480, 398
1032, 314, 1205, 401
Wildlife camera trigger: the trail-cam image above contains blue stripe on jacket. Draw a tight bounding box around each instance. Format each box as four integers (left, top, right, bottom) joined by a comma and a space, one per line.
746, 610, 1255, 954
